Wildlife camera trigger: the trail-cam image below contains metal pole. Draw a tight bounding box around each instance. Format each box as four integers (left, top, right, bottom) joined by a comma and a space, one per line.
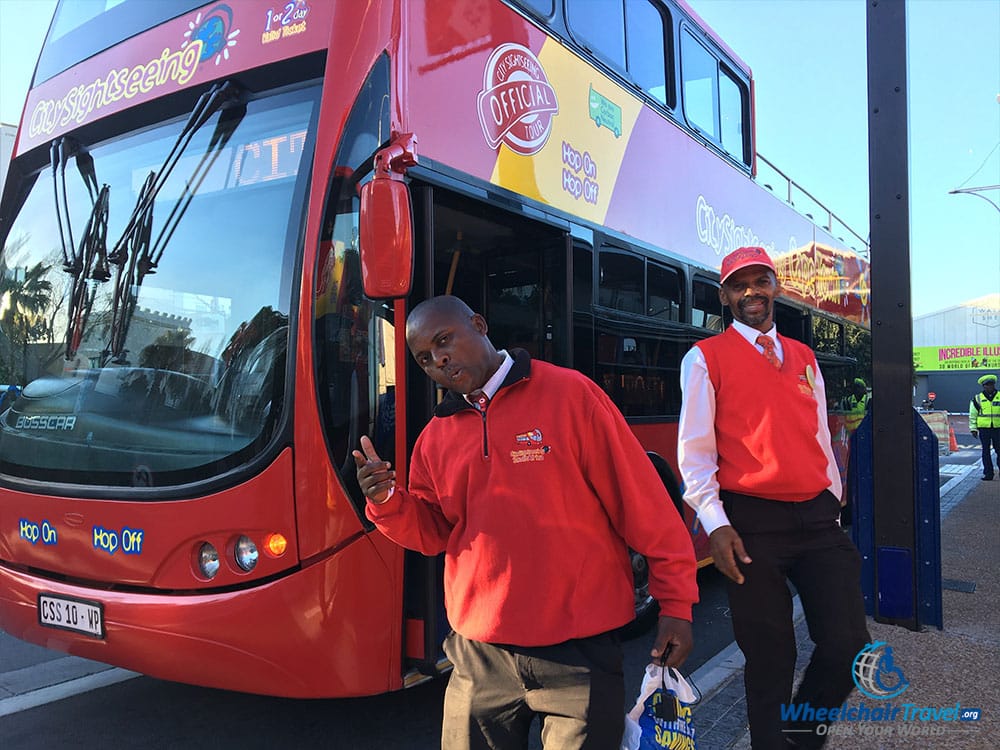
866, 0, 919, 630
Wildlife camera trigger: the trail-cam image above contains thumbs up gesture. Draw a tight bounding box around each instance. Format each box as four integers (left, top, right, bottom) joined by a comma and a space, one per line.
352, 435, 396, 504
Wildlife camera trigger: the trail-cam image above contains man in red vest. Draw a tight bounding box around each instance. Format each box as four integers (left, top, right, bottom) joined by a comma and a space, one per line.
678, 247, 869, 750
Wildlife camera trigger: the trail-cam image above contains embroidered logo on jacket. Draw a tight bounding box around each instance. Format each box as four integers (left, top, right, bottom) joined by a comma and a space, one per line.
515, 429, 543, 445
511, 428, 550, 463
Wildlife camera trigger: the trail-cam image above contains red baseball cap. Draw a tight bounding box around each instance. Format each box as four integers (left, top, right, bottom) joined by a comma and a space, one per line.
719, 246, 776, 284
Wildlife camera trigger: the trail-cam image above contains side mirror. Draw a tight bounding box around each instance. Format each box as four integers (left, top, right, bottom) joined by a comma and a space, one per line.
358, 133, 417, 300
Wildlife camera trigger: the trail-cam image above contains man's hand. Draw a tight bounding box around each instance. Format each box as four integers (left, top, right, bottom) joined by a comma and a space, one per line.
352, 435, 396, 504
650, 616, 693, 668
972, 429, 978, 438
709, 525, 751, 584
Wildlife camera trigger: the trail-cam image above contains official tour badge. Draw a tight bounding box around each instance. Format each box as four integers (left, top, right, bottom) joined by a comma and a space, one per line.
477, 43, 559, 155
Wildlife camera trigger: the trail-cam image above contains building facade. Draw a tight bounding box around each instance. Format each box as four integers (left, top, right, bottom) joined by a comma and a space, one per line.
913, 293, 1000, 413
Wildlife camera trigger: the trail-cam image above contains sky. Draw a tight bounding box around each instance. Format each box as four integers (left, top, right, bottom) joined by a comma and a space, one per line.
689, 0, 1000, 319
1, 0, 998, 318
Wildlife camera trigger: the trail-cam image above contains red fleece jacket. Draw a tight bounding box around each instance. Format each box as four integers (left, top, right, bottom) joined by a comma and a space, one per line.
366, 351, 697, 646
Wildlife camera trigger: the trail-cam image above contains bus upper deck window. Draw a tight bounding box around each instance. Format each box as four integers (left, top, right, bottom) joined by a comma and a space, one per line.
720, 69, 749, 164
680, 30, 718, 141
567, 0, 626, 70
515, 0, 555, 18
625, 0, 671, 107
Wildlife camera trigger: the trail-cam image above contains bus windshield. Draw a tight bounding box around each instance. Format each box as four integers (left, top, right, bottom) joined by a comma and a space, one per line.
0, 85, 318, 488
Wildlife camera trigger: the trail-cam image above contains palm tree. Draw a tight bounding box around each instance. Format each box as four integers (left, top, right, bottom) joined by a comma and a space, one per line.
0, 261, 54, 384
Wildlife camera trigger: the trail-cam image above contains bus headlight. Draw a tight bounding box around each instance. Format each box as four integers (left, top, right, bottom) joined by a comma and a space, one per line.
235, 535, 258, 572
198, 543, 220, 579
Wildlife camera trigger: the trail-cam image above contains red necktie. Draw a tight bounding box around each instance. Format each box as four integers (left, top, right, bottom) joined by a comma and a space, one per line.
756, 334, 781, 370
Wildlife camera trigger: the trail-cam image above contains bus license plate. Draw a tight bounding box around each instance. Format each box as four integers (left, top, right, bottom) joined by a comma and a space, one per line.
38, 594, 105, 638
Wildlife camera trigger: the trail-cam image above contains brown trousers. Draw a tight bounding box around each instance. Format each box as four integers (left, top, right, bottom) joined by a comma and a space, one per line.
441, 630, 625, 749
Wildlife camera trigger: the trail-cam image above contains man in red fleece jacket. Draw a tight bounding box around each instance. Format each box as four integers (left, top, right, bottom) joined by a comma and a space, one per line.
354, 295, 697, 750
678, 247, 870, 750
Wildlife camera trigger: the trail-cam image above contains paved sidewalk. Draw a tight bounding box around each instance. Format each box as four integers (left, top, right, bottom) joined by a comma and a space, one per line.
687, 456, 999, 750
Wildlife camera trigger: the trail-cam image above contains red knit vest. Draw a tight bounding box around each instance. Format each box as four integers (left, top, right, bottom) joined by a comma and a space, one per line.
696, 327, 830, 501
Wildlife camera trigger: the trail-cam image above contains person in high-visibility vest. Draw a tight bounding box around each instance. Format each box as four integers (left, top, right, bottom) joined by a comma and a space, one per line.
841, 378, 871, 433
970, 373, 1000, 481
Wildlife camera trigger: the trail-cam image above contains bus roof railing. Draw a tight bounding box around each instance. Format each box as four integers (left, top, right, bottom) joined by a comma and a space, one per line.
757, 153, 870, 258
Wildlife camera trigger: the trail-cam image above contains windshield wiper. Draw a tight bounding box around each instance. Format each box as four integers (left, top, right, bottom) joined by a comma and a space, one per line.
65, 185, 111, 358
52, 137, 112, 359
103, 80, 246, 364
104, 172, 154, 364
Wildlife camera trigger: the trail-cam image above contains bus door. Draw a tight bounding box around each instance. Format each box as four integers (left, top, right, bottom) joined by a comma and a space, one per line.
416, 187, 571, 365
398, 185, 570, 672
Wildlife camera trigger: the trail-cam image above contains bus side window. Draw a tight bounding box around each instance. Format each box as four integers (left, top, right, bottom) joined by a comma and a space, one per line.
648, 261, 682, 321
692, 278, 723, 331
625, 0, 673, 107
595, 329, 684, 417
566, 0, 674, 109
680, 29, 718, 141
598, 247, 644, 314
680, 27, 751, 167
775, 302, 809, 344
567, 0, 626, 70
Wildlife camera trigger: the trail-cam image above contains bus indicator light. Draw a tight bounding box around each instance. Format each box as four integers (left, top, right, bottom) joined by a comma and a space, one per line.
264, 533, 287, 557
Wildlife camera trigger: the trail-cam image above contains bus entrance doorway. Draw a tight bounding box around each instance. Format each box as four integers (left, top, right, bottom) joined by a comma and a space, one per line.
422, 188, 570, 369
398, 187, 571, 675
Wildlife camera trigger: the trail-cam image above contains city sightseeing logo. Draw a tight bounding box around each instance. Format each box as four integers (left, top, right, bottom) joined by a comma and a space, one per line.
852, 640, 909, 700
477, 43, 559, 155
27, 4, 240, 142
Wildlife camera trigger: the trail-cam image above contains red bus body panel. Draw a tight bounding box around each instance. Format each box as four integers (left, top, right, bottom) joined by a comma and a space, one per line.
0, 449, 405, 696
0, 538, 403, 698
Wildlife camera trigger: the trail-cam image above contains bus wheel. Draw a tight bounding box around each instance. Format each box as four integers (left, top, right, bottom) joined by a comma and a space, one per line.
619, 549, 659, 639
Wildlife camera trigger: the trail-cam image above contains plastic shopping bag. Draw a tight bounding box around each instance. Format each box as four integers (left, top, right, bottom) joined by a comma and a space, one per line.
621, 662, 700, 750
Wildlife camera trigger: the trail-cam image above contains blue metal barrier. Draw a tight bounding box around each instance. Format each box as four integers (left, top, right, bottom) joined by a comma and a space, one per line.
848, 410, 942, 629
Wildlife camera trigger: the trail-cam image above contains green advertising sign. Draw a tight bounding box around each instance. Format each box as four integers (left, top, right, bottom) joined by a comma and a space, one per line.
913, 344, 1000, 371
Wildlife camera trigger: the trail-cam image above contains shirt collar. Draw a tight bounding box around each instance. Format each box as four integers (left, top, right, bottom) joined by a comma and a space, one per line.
731, 319, 777, 346
465, 350, 513, 403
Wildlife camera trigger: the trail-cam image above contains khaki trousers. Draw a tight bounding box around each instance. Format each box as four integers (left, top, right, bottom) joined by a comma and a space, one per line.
441, 630, 625, 750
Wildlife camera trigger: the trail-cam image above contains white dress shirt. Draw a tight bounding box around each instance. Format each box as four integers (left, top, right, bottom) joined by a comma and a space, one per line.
677, 320, 842, 535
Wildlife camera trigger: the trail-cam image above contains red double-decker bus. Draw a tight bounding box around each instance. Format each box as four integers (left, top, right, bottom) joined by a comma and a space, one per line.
0, 0, 869, 697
